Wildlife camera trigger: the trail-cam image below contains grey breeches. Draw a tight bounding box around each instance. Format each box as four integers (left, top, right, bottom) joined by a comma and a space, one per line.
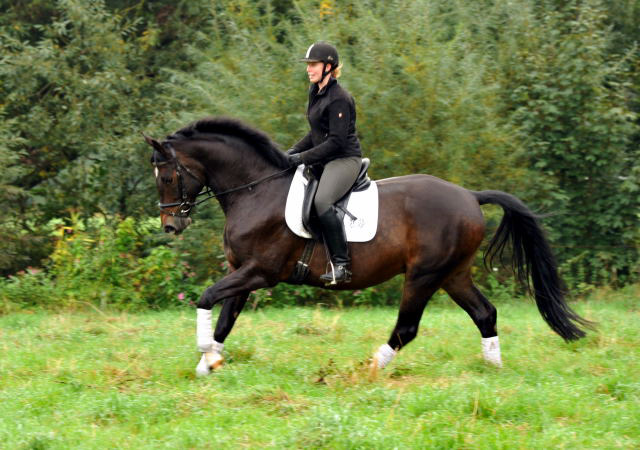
314, 156, 362, 216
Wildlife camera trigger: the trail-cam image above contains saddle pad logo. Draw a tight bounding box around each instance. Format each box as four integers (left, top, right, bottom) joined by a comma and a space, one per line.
285, 165, 379, 242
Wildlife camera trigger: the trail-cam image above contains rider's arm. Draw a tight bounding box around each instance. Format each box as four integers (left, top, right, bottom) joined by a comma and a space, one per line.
295, 98, 350, 165
288, 131, 313, 154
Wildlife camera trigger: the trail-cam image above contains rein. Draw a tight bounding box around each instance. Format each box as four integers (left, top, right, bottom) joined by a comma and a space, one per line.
154, 143, 293, 217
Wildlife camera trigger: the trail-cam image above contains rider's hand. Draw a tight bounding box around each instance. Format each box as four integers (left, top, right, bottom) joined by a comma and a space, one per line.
287, 153, 303, 167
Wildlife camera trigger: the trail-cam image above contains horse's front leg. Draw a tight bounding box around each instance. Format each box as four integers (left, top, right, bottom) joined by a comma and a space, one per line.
195, 266, 268, 376
195, 292, 249, 376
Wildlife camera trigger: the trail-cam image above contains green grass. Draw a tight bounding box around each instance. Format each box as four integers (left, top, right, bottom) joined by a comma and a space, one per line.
1, 288, 639, 449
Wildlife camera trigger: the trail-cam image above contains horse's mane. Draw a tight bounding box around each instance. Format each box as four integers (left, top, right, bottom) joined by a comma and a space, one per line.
166, 116, 290, 169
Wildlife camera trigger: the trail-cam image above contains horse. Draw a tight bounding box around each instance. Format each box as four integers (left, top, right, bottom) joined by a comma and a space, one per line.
144, 116, 593, 376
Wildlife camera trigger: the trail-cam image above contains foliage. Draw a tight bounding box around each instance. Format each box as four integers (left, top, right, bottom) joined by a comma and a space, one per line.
162, 0, 639, 289
503, 1, 640, 286
248, 275, 406, 309
0, 216, 205, 313
0, 113, 52, 274
0, 211, 523, 311
0, 0, 638, 294
0, 0, 209, 273
163, 0, 530, 190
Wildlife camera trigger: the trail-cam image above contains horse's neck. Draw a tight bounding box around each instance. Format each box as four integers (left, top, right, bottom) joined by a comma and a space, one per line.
206, 160, 277, 193
198, 144, 290, 214
218, 171, 293, 220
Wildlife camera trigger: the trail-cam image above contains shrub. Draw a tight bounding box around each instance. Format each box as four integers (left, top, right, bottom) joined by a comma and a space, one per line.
0, 216, 206, 313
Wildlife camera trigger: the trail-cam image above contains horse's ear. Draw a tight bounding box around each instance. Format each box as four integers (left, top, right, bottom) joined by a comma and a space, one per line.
142, 132, 167, 156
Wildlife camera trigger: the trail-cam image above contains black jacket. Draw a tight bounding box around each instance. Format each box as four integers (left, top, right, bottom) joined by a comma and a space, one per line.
290, 78, 362, 165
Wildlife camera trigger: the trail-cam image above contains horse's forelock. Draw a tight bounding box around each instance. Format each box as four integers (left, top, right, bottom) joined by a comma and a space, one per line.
150, 149, 169, 164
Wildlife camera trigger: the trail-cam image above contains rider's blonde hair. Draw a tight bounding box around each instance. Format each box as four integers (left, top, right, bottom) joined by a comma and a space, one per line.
333, 64, 343, 78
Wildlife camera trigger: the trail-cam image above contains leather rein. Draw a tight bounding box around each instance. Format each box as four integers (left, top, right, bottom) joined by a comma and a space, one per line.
153, 142, 293, 218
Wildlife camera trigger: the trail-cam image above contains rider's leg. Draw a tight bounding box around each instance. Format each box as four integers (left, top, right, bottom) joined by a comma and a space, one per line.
314, 156, 361, 284
317, 206, 351, 284
314, 156, 362, 215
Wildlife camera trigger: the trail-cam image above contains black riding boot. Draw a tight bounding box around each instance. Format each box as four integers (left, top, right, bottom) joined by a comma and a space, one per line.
318, 207, 352, 285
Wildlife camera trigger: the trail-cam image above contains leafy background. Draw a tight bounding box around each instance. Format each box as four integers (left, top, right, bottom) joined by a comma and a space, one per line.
1, 0, 638, 310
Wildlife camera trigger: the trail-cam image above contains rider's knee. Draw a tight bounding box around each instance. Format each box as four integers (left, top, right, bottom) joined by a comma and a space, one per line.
314, 196, 332, 216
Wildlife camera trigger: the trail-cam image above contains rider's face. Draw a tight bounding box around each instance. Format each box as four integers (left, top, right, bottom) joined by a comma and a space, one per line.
306, 61, 330, 84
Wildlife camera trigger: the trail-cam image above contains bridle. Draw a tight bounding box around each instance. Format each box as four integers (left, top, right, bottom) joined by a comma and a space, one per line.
154, 162, 210, 218
153, 142, 294, 218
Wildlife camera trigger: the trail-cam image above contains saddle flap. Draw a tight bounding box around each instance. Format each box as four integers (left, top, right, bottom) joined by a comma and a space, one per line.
301, 168, 321, 239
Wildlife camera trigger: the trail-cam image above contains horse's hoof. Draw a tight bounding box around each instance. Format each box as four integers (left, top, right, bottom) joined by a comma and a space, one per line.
195, 352, 224, 377
483, 357, 503, 368
368, 358, 380, 381
195, 355, 211, 377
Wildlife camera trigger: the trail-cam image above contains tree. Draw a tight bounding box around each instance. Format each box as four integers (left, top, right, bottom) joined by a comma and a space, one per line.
0, 0, 209, 272
503, 1, 639, 285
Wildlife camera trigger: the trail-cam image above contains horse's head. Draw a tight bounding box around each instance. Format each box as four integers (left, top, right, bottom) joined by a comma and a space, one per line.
144, 135, 204, 234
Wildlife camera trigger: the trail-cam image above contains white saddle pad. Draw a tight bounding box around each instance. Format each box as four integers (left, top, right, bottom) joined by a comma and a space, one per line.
285, 165, 379, 242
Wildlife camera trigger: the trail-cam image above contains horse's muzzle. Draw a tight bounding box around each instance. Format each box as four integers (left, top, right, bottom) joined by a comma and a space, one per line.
162, 215, 192, 234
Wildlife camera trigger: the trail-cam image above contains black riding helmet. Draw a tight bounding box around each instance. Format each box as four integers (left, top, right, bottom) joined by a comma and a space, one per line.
300, 42, 339, 82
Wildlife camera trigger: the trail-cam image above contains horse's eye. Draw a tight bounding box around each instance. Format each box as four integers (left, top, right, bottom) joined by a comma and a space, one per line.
162, 176, 173, 185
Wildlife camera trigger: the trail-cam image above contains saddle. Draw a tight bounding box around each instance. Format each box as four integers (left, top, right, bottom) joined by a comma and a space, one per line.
301, 158, 371, 241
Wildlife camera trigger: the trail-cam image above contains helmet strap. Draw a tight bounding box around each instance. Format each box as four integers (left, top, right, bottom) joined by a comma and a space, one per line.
319, 62, 333, 86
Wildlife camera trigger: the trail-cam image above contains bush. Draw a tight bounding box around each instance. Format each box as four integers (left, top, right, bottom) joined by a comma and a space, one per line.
0, 215, 206, 313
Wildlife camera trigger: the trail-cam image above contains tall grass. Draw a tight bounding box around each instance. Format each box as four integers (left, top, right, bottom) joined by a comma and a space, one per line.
1, 288, 638, 448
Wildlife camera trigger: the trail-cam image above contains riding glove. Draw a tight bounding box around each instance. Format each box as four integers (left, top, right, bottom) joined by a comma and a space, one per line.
287, 153, 303, 167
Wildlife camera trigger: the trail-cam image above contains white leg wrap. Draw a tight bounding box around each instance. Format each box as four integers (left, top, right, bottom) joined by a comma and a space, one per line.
196, 308, 214, 353
196, 309, 226, 377
373, 344, 397, 369
481, 336, 502, 367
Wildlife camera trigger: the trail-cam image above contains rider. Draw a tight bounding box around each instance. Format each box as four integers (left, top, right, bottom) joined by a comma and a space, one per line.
286, 42, 363, 285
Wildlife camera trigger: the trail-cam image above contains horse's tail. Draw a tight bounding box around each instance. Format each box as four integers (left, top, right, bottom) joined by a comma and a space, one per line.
472, 190, 593, 341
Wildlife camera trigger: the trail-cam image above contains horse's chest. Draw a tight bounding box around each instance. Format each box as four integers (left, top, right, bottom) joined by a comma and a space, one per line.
223, 227, 264, 266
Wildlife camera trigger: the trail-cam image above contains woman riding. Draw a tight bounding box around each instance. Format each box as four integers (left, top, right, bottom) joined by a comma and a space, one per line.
286, 42, 363, 285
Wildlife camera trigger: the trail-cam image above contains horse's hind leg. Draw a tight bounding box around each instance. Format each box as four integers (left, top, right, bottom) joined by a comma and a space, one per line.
442, 270, 502, 367
372, 272, 443, 370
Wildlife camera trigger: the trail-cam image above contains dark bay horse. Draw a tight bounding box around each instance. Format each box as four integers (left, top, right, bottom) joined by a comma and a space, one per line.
144, 117, 592, 376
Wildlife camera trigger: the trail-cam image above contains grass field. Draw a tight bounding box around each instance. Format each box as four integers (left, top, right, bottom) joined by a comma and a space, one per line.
1, 288, 639, 449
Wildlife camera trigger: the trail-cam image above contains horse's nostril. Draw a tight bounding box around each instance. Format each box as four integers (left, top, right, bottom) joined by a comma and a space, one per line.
164, 225, 177, 234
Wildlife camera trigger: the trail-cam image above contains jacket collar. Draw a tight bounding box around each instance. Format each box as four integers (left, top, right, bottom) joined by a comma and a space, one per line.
312, 77, 337, 96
